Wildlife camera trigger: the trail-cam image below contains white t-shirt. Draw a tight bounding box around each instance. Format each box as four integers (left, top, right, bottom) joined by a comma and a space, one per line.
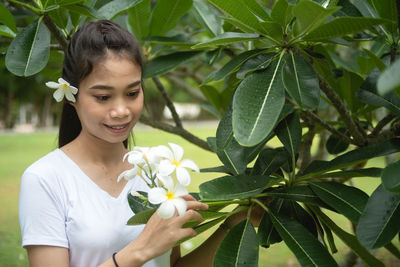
19, 149, 171, 267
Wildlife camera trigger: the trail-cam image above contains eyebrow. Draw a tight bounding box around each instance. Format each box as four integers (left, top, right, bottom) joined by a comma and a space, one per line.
89, 80, 141, 90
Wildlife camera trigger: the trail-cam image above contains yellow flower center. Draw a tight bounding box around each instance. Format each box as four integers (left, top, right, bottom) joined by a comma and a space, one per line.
61, 83, 69, 91
166, 191, 175, 200
172, 160, 180, 167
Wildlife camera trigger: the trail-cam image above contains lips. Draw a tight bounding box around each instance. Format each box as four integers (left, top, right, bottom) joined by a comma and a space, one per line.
104, 123, 130, 133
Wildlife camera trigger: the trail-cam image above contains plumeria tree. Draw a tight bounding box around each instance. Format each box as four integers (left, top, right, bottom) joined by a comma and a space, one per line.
2, 0, 400, 266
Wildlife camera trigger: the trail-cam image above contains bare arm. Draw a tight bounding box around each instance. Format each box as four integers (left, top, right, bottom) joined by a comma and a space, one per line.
26, 246, 69, 267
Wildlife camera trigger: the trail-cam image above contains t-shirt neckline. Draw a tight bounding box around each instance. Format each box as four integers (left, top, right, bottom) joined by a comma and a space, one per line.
56, 148, 132, 201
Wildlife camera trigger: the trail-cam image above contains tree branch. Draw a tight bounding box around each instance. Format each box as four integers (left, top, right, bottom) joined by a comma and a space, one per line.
42, 14, 68, 51
317, 74, 367, 146
152, 77, 183, 128
139, 115, 211, 152
300, 110, 355, 145
370, 113, 396, 136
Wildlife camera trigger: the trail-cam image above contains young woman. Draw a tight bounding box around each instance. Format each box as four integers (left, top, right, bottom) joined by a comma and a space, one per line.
19, 20, 249, 267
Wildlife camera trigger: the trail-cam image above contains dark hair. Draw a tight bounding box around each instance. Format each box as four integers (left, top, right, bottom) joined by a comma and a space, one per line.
58, 20, 143, 148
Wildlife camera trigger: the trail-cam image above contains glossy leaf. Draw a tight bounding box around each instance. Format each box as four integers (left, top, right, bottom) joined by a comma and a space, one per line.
312, 207, 385, 267
267, 185, 334, 210
244, 0, 270, 21
193, 0, 223, 36
5, 18, 50, 77
236, 53, 274, 79
143, 51, 202, 78
213, 220, 259, 267
150, 0, 193, 36
0, 1, 16, 32
370, 0, 397, 34
179, 217, 226, 244
142, 35, 194, 47
304, 17, 386, 41
98, 0, 143, 20
292, 0, 340, 37
377, 58, 400, 96
357, 89, 400, 117
283, 52, 320, 109
233, 54, 286, 146
309, 182, 368, 223
258, 211, 282, 248
251, 147, 289, 176
335, 0, 363, 17
127, 208, 156, 225
207, 0, 268, 36
192, 32, 259, 49
207, 49, 267, 82
271, 0, 293, 27
302, 138, 400, 177
326, 127, 349, 155
65, 4, 100, 19
382, 160, 400, 193
127, 0, 151, 40
128, 191, 157, 213
357, 185, 400, 249
275, 111, 302, 157
199, 175, 279, 201
309, 168, 382, 179
0, 25, 16, 38
269, 210, 339, 267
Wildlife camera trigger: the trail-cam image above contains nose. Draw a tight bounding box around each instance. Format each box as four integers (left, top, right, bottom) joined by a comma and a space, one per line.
110, 99, 130, 119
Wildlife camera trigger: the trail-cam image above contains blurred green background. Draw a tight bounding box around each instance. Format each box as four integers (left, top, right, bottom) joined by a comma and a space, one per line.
0, 126, 398, 267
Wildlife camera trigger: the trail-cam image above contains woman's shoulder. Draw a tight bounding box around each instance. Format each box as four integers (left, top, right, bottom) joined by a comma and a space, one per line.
22, 149, 66, 181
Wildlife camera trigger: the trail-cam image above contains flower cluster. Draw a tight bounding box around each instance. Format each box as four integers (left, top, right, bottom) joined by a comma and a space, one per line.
118, 143, 199, 218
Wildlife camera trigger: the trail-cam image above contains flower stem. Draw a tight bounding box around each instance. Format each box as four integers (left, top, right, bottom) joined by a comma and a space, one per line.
251, 198, 269, 213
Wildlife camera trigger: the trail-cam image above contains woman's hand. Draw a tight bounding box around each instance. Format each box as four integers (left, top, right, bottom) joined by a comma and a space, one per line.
224, 203, 265, 229
127, 195, 208, 264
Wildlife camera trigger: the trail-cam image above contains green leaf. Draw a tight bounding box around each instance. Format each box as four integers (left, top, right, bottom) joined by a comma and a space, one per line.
326, 127, 350, 155
271, 0, 293, 27
150, 0, 193, 36
5, 18, 50, 77
64, 3, 100, 19
48, 5, 69, 30
304, 17, 387, 41
357, 89, 400, 118
178, 217, 226, 245
362, 48, 386, 72
283, 52, 320, 110
357, 185, 400, 249
98, 0, 143, 19
382, 160, 400, 193
312, 207, 385, 267
215, 107, 247, 175
127, 208, 156, 225
127, 0, 151, 40
267, 185, 334, 210
199, 175, 279, 201
143, 51, 202, 78
233, 54, 286, 146
207, 0, 269, 36
236, 53, 274, 79
258, 211, 282, 248
0, 25, 16, 38
192, 0, 223, 36
213, 220, 259, 267
128, 191, 156, 213
377, 58, 400, 96
275, 111, 302, 157
335, 70, 364, 112
0, 2, 17, 32
302, 138, 400, 177
251, 147, 289, 176
142, 35, 194, 47
335, 0, 363, 17
309, 182, 369, 223
244, 0, 270, 21
207, 49, 267, 82
309, 168, 382, 179
369, 0, 397, 34
191, 32, 259, 49
292, 0, 340, 37
269, 210, 339, 267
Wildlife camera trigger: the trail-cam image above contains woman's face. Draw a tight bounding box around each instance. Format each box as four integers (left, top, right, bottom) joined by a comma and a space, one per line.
73, 53, 143, 145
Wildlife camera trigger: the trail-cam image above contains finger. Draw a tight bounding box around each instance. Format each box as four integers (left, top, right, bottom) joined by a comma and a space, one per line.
179, 227, 197, 239
186, 200, 208, 211
181, 194, 196, 201
179, 209, 204, 224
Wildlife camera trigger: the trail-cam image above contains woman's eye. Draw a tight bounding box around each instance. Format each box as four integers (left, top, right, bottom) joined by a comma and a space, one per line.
95, 95, 110, 101
127, 91, 139, 97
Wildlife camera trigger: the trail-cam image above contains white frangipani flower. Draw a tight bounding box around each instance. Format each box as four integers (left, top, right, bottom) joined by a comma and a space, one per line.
148, 176, 188, 218
157, 143, 199, 186
124, 146, 162, 167
45, 78, 78, 102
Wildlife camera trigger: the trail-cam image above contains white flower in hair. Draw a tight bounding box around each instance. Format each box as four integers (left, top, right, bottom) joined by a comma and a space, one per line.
46, 78, 78, 102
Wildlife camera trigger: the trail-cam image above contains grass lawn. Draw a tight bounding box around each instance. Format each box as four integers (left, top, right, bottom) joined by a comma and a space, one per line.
0, 125, 398, 266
